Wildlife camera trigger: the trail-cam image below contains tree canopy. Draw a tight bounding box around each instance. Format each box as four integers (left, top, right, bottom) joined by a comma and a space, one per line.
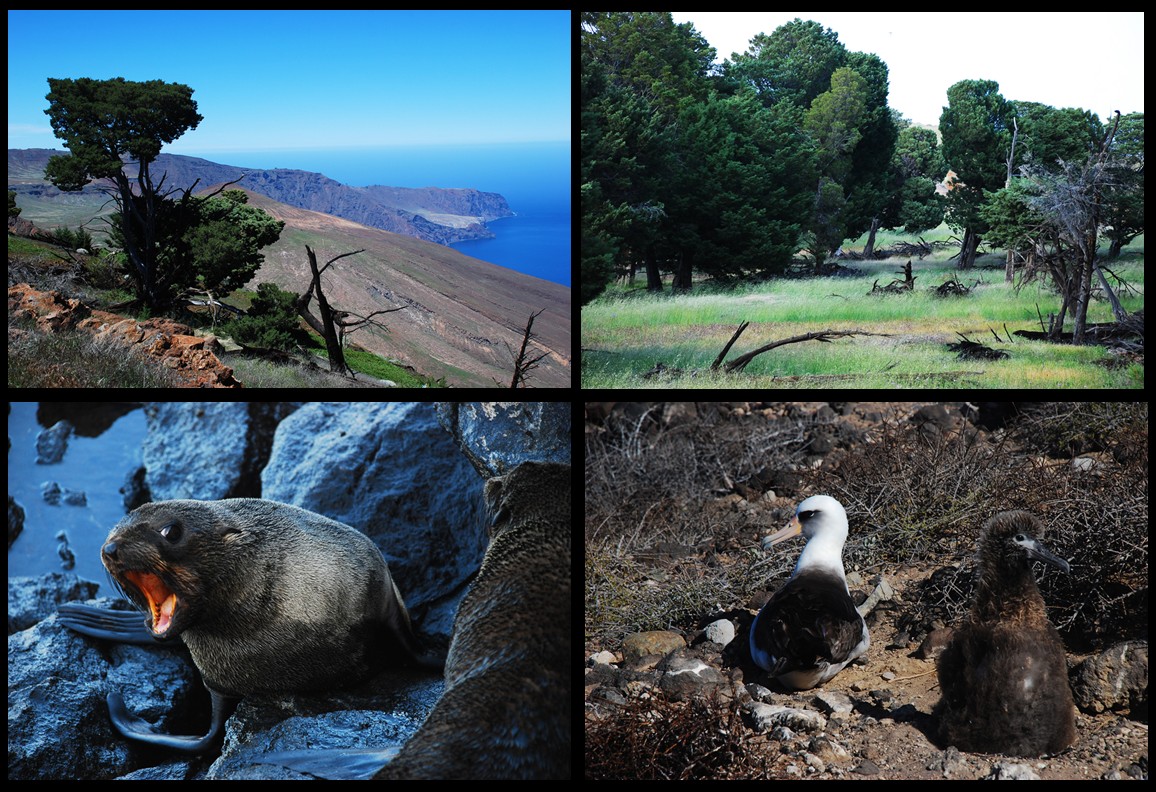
44, 77, 203, 189
581, 12, 1143, 320
938, 79, 1015, 268
152, 189, 285, 299
43, 77, 205, 308
41, 77, 287, 312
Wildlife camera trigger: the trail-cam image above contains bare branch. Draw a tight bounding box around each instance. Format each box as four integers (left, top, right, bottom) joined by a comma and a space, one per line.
710, 320, 750, 370
507, 309, 547, 388
722, 328, 891, 374
319, 248, 365, 276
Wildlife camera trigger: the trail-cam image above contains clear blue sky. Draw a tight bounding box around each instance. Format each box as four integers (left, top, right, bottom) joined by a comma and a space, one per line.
7, 10, 570, 153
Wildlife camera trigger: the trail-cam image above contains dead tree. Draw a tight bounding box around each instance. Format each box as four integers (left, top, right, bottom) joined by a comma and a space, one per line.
293, 245, 404, 375
710, 324, 890, 373
899, 259, 915, 288
334, 305, 407, 350
503, 309, 549, 388
1005, 116, 1019, 282
870, 260, 915, 294
1022, 111, 1123, 343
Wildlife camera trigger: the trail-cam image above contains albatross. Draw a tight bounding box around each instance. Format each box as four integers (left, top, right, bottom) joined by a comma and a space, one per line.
749, 495, 869, 690
936, 511, 1076, 756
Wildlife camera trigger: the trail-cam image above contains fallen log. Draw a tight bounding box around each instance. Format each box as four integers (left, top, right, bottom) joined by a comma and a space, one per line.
1015, 309, 1143, 350
933, 275, 976, 297
719, 327, 891, 373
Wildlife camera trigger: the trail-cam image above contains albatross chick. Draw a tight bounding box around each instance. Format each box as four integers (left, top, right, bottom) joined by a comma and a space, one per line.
936, 511, 1076, 756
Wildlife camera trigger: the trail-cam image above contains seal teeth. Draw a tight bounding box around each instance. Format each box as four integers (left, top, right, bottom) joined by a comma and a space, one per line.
123, 570, 178, 636
155, 593, 177, 633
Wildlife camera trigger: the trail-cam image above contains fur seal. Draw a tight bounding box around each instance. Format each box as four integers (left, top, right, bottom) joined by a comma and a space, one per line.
374, 460, 572, 779
66, 498, 423, 752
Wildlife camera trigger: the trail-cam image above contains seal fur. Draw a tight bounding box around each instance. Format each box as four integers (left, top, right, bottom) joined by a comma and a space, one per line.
374, 460, 572, 779
102, 498, 421, 697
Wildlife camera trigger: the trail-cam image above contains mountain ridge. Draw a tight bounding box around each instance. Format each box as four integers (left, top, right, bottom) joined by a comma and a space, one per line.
7, 148, 570, 387
7, 148, 514, 246
210, 186, 571, 388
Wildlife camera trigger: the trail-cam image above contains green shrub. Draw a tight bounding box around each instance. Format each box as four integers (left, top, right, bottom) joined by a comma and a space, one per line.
220, 282, 302, 351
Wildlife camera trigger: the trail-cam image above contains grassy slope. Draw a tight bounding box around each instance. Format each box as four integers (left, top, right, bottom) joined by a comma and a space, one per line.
582, 228, 1144, 389
8, 183, 572, 388
243, 190, 571, 387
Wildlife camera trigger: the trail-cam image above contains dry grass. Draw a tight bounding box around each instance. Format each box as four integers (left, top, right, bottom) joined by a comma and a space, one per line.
584, 402, 1147, 651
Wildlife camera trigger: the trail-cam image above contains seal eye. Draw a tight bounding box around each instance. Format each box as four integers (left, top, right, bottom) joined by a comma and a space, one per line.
159, 523, 182, 543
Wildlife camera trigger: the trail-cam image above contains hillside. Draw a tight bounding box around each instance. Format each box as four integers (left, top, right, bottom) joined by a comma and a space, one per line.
7, 148, 513, 246
229, 188, 571, 387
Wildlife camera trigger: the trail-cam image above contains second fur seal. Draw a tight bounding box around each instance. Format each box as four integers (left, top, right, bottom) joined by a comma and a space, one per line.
96, 498, 423, 751
373, 460, 572, 779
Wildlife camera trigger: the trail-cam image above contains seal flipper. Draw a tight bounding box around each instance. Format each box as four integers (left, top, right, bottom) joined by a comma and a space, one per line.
107, 687, 237, 754
58, 602, 179, 646
260, 747, 402, 780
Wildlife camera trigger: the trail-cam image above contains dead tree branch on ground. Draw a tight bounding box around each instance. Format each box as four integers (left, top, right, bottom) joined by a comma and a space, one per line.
711, 321, 751, 369
716, 325, 891, 373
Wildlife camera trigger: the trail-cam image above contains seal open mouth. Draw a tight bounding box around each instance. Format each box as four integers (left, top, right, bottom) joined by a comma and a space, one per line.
123, 570, 178, 636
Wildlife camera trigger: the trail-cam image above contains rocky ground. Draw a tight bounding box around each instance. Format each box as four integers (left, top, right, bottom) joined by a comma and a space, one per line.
584, 402, 1148, 780
10, 282, 241, 387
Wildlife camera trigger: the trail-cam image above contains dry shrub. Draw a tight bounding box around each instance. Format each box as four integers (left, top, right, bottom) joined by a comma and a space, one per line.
584, 402, 1146, 653
586, 690, 771, 780
817, 405, 1147, 650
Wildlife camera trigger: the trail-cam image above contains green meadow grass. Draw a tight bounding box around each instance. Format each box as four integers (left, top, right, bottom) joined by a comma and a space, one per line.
582, 230, 1144, 389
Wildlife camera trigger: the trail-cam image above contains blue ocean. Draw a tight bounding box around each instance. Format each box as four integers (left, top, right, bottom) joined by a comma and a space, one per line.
192, 142, 571, 287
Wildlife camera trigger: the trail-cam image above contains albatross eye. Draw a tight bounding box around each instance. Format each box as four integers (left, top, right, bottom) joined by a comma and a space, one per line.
1014, 533, 1027, 542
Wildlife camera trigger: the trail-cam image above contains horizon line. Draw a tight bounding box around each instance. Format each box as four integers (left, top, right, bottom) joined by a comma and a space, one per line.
9, 139, 571, 154
169, 140, 571, 155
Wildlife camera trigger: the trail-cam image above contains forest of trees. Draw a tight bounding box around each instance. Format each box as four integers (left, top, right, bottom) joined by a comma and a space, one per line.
581, 13, 1144, 342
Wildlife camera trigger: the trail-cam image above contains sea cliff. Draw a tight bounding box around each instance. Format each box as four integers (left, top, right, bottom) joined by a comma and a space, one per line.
7, 148, 514, 246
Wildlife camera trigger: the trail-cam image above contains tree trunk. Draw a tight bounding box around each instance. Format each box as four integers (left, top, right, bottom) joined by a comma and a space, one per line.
297, 245, 349, 374
862, 217, 881, 258
673, 249, 693, 291
959, 227, 981, 269
1072, 230, 1097, 344
1046, 239, 1071, 342
645, 246, 663, 292
113, 173, 160, 309
1094, 262, 1126, 322
1005, 116, 1018, 282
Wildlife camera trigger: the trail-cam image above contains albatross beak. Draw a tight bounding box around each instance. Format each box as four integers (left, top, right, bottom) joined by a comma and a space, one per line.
762, 515, 803, 551
1024, 539, 1071, 574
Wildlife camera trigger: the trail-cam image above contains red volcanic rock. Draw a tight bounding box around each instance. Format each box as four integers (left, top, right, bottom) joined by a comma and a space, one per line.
8, 284, 90, 331
9, 283, 242, 388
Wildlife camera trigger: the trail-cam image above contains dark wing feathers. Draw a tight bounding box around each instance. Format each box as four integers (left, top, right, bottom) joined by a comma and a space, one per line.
754, 569, 862, 674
